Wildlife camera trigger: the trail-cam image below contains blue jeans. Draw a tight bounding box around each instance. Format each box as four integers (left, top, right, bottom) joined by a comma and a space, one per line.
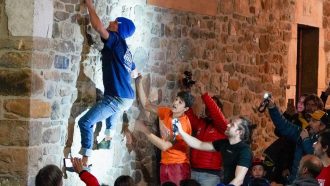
191, 170, 221, 186
78, 95, 133, 156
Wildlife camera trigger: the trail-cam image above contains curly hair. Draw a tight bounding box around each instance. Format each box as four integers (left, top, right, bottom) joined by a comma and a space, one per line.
304, 94, 324, 109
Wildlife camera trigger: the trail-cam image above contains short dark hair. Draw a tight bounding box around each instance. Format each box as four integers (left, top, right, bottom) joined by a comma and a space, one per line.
35, 164, 63, 186
114, 175, 135, 186
177, 91, 194, 108
319, 130, 330, 157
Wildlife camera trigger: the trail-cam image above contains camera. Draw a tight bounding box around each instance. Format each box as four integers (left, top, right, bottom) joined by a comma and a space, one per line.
258, 92, 272, 113
172, 118, 179, 135
63, 158, 75, 172
182, 71, 196, 89
172, 118, 179, 142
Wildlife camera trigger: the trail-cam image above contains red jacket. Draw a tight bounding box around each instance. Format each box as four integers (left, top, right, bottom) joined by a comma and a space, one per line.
185, 93, 228, 171
79, 170, 100, 186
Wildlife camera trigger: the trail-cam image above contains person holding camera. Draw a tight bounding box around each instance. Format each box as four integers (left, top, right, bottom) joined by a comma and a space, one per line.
265, 96, 328, 184
174, 116, 253, 186
71, 157, 100, 186
184, 82, 228, 186
36, 159, 100, 186
134, 74, 194, 185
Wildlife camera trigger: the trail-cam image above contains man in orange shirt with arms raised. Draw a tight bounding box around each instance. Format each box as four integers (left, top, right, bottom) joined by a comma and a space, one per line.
134, 75, 194, 185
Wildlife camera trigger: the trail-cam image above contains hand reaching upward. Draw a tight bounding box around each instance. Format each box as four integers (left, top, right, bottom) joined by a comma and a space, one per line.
195, 82, 205, 95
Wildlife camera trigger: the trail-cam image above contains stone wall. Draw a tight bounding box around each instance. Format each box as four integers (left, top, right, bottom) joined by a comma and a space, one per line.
0, 0, 330, 185
0, 0, 83, 185
66, 0, 295, 185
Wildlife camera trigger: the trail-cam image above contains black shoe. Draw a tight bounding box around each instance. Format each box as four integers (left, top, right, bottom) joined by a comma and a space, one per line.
97, 138, 111, 149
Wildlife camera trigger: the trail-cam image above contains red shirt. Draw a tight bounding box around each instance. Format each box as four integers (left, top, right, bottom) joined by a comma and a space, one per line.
79, 171, 100, 186
317, 165, 330, 186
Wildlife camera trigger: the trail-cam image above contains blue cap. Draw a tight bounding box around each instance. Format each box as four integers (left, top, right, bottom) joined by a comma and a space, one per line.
116, 17, 135, 39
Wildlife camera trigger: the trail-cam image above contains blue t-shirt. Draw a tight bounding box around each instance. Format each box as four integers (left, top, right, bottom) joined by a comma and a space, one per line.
101, 32, 135, 98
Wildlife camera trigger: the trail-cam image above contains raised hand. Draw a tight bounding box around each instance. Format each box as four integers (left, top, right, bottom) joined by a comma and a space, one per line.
71, 157, 84, 174
195, 82, 205, 94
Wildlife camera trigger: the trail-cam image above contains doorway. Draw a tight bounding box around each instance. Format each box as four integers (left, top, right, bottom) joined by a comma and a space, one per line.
296, 24, 319, 100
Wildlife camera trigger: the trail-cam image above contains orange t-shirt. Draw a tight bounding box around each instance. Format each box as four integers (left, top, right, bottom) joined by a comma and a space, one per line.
157, 107, 192, 164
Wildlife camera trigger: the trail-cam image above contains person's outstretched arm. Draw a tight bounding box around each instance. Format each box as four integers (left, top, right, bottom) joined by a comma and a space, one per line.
229, 166, 249, 186
85, 0, 109, 39
135, 75, 158, 114
202, 92, 228, 133
135, 120, 173, 151
176, 120, 215, 151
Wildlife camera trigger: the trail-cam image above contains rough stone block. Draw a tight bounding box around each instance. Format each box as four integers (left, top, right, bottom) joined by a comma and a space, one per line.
0, 177, 24, 186
0, 69, 44, 96
53, 40, 75, 53
0, 69, 31, 96
44, 71, 61, 82
29, 121, 43, 146
150, 37, 160, 48
54, 11, 70, 21
32, 38, 52, 51
32, 52, 53, 69
65, 4, 75, 13
259, 35, 270, 53
5, 0, 33, 36
61, 72, 76, 83
228, 78, 240, 91
54, 55, 70, 69
61, 22, 75, 40
6, 0, 53, 37
42, 127, 62, 143
4, 99, 51, 118
0, 52, 32, 68
0, 147, 28, 177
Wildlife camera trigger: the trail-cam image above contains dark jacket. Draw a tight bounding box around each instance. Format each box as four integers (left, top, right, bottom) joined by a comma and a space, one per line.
268, 107, 316, 183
